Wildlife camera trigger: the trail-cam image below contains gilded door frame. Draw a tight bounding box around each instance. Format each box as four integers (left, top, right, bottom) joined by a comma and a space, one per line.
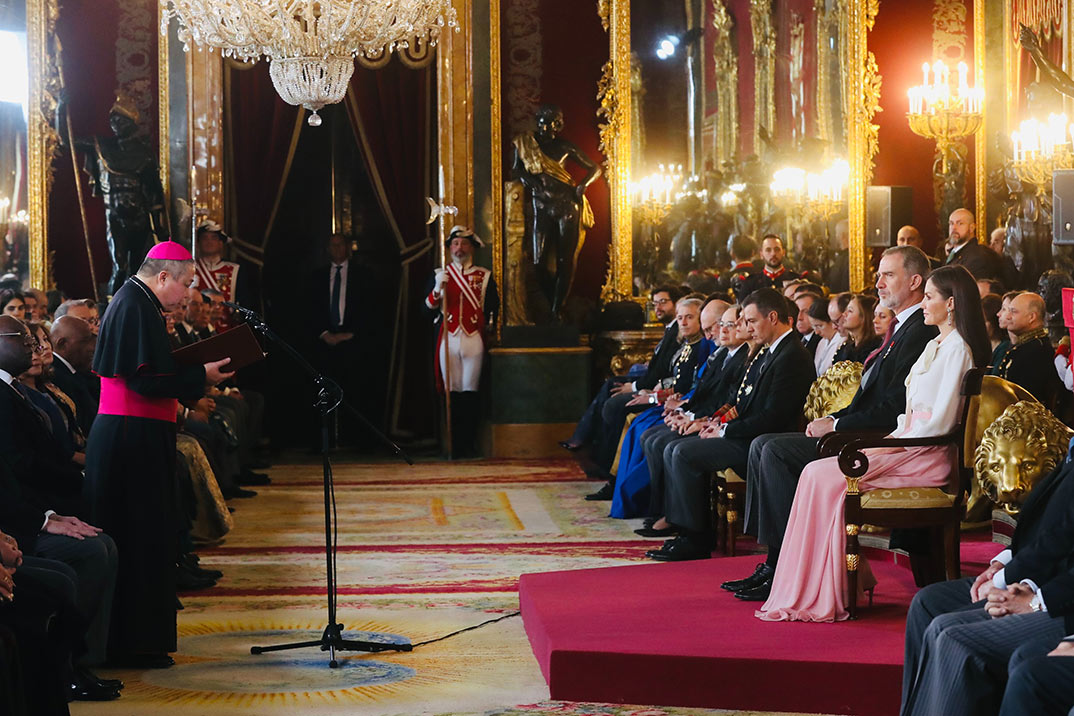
600, 0, 633, 302
845, 0, 880, 292
27, 0, 61, 290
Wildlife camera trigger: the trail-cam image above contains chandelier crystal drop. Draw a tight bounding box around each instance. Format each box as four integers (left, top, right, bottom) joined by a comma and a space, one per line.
162, 0, 457, 125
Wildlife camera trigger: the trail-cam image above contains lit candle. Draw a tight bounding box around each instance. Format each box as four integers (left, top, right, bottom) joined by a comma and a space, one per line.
957, 62, 968, 91
922, 62, 930, 87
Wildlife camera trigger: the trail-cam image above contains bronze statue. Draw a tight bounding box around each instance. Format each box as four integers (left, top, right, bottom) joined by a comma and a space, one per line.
57, 94, 168, 296
975, 400, 1073, 515
511, 105, 601, 321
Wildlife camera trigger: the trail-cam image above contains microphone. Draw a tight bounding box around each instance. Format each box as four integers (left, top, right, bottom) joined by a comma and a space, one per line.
223, 301, 257, 318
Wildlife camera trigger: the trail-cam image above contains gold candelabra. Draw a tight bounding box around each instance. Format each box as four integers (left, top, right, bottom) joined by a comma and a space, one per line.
906, 60, 983, 174
1009, 114, 1074, 190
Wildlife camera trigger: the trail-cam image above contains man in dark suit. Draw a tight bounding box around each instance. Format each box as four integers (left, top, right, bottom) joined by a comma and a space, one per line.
648, 288, 816, 561
49, 315, 99, 436
638, 303, 750, 528
992, 291, 1059, 409
897, 225, 942, 271
794, 292, 822, 359
901, 451, 1074, 715
944, 207, 1000, 280
309, 233, 369, 445
562, 285, 682, 451
727, 246, 937, 601
0, 318, 118, 681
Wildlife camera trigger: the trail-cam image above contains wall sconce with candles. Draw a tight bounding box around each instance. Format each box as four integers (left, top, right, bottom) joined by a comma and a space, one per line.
1009, 113, 1074, 191
907, 60, 984, 175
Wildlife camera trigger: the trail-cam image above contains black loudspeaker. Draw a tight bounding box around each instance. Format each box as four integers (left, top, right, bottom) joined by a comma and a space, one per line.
866, 186, 914, 247
1053, 169, 1074, 245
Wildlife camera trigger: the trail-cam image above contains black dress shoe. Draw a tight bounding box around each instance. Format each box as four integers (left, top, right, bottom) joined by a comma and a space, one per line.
720, 562, 774, 592
584, 482, 614, 501
222, 486, 257, 499
75, 664, 124, 691
238, 471, 271, 486
69, 679, 120, 702
734, 580, 772, 601
558, 440, 582, 451
647, 537, 710, 562
634, 525, 677, 538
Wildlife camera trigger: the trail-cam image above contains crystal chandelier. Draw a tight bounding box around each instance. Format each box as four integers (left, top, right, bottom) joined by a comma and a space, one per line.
162, 1, 457, 126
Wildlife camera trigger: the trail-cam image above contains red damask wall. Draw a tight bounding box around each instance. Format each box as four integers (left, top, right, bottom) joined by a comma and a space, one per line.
871, 0, 976, 252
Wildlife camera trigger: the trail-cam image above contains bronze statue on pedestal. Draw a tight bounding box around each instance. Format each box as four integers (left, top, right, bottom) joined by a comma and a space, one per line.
511, 105, 601, 322
57, 94, 168, 296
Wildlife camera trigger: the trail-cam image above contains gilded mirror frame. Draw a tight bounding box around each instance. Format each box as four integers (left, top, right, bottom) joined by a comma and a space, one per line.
26, 0, 61, 290
603, 0, 876, 295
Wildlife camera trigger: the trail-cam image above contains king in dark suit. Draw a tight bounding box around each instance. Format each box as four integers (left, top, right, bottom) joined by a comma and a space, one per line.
726, 246, 938, 600
648, 288, 816, 561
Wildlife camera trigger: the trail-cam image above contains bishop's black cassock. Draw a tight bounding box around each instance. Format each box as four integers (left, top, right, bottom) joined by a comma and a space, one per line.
83, 275, 206, 656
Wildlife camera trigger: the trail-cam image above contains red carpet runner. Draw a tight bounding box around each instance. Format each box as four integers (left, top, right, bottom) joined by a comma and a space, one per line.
520, 553, 924, 715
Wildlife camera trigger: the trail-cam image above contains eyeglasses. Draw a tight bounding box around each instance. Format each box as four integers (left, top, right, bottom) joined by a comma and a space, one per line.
718, 321, 736, 328
652, 298, 673, 306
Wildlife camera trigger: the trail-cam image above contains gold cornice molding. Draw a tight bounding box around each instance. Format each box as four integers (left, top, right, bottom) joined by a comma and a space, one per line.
600, 0, 632, 303
846, 0, 880, 292
27, 0, 61, 290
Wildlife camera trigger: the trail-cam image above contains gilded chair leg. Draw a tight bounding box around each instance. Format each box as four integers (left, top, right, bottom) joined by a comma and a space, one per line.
846, 523, 861, 620
726, 497, 737, 558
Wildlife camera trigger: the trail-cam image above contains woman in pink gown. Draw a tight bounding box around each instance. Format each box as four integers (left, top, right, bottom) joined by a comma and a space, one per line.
756, 265, 991, 622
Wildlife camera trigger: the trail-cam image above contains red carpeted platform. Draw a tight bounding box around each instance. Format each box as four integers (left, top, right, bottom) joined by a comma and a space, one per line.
520, 553, 924, 715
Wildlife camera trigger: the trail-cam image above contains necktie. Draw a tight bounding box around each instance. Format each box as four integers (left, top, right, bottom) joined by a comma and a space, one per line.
864, 316, 899, 368
330, 265, 342, 328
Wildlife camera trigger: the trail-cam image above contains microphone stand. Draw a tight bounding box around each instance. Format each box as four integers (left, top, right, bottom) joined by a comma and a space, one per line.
232, 303, 414, 667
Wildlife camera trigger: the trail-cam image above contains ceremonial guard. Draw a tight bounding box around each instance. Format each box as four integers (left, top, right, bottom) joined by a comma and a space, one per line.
425, 226, 499, 457
193, 220, 246, 331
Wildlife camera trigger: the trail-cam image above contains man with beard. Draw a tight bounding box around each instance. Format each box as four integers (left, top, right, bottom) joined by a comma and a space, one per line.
425, 226, 499, 457
759, 235, 791, 287
944, 208, 1000, 281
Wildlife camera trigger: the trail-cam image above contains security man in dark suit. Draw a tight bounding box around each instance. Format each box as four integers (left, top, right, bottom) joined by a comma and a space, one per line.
726, 246, 938, 600
992, 291, 1060, 410
944, 207, 1000, 281
901, 448, 1074, 715
648, 288, 815, 561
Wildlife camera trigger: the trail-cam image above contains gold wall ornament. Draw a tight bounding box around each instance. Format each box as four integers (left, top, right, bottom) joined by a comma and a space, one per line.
804, 360, 863, 420
600, 0, 633, 303
974, 400, 1073, 516
933, 0, 968, 62
844, 0, 880, 292
596, 60, 617, 179
597, 0, 610, 31
490, 0, 503, 341
503, 180, 532, 325
27, 0, 63, 290
749, 0, 776, 154
712, 0, 738, 165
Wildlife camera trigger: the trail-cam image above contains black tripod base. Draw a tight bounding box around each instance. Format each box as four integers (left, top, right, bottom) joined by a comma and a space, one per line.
250, 623, 413, 668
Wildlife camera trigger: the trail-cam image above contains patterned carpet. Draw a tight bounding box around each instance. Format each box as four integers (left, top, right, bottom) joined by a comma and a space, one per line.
70, 457, 818, 716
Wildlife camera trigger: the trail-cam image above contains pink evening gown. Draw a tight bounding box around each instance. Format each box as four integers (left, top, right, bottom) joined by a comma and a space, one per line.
756, 330, 974, 622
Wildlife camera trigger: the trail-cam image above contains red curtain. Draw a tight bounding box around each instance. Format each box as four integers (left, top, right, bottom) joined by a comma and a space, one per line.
224, 63, 302, 265
344, 61, 435, 438
1013, 1, 1064, 118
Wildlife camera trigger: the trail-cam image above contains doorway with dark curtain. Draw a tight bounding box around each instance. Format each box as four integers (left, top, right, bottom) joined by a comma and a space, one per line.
260, 104, 416, 452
